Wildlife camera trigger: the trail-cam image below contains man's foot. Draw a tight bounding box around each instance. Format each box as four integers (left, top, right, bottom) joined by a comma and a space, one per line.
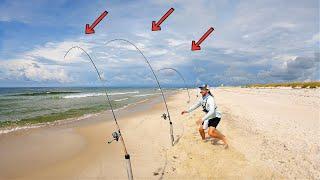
223, 143, 229, 149
222, 137, 228, 149
211, 138, 219, 145
202, 137, 212, 143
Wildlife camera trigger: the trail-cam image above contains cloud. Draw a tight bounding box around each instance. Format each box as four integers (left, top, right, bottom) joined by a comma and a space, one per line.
27, 40, 94, 64
306, 32, 320, 44
166, 38, 187, 47
0, 39, 95, 83
193, 67, 206, 73
0, 59, 72, 83
157, 69, 176, 76
258, 55, 320, 82
0, 0, 318, 86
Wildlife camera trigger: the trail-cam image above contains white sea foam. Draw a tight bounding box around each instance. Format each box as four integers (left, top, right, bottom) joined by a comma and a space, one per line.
0, 124, 45, 135
114, 98, 129, 102
0, 89, 164, 135
133, 93, 161, 97
109, 91, 139, 96
63, 91, 139, 99
0, 114, 95, 135
64, 93, 105, 99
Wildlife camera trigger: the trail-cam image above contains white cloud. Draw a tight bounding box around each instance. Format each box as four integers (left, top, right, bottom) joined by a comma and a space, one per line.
1, 0, 318, 86
273, 55, 298, 62
166, 38, 187, 47
306, 32, 320, 44
0, 59, 72, 83
27, 40, 94, 64
258, 55, 320, 81
147, 49, 168, 56
0, 39, 95, 83
193, 67, 206, 73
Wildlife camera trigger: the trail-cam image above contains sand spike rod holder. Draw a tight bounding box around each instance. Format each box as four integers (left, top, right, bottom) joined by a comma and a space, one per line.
64, 46, 133, 180
105, 39, 175, 146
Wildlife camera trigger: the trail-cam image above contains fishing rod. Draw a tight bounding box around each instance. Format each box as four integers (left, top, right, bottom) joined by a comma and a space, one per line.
195, 82, 200, 97
105, 39, 175, 147
156, 67, 191, 104
63, 46, 133, 180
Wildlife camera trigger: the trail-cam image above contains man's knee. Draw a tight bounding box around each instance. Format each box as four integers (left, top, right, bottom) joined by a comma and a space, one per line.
208, 128, 217, 137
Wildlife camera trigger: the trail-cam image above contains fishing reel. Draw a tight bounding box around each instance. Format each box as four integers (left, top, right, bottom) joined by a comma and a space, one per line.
161, 113, 168, 120
107, 131, 121, 144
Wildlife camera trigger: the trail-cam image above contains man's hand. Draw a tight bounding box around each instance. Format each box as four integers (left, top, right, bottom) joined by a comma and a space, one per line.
196, 118, 202, 125
181, 110, 188, 115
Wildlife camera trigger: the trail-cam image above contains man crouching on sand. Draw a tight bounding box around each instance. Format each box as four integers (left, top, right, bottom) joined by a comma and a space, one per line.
181, 84, 228, 149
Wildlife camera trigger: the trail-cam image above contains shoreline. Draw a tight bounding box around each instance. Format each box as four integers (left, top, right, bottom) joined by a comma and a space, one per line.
0, 87, 176, 130
0, 93, 167, 135
0, 88, 319, 179
0, 91, 173, 179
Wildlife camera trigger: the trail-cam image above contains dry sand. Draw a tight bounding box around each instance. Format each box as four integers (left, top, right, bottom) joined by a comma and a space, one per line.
0, 88, 319, 179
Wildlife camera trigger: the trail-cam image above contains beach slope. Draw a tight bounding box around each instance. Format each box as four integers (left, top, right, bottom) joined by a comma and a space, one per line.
0, 88, 319, 179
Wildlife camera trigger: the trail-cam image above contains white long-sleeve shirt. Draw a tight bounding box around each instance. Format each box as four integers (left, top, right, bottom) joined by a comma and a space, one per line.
187, 94, 221, 128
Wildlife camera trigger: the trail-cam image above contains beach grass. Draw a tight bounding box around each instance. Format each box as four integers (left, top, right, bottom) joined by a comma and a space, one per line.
244, 81, 320, 89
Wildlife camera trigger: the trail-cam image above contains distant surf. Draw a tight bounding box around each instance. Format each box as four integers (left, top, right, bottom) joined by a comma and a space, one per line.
10, 91, 80, 96
0, 87, 176, 132
63, 91, 139, 99
114, 98, 129, 102
133, 93, 162, 97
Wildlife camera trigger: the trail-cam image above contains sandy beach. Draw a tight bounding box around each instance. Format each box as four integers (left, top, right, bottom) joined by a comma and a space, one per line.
0, 87, 319, 179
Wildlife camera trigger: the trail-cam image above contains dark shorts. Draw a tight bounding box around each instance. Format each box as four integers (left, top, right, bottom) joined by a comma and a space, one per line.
202, 117, 221, 128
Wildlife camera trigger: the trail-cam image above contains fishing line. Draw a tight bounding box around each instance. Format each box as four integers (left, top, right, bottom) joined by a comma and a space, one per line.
156, 67, 191, 104
195, 81, 200, 98
105, 39, 175, 147
155, 67, 188, 146
64, 46, 133, 180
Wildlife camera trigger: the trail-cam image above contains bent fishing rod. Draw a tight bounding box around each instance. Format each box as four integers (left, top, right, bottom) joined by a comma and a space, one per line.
195, 82, 200, 97
105, 39, 175, 147
64, 46, 133, 180
157, 67, 191, 104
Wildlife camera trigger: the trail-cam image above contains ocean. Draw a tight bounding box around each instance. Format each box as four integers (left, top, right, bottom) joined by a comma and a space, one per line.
0, 87, 176, 129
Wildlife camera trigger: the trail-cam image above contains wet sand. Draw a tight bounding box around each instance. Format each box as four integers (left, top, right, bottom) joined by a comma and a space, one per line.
0, 88, 319, 179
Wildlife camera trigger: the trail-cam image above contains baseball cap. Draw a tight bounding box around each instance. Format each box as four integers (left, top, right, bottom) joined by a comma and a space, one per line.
198, 84, 210, 90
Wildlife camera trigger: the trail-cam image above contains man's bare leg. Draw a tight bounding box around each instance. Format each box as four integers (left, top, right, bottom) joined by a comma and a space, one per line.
208, 127, 228, 148
198, 126, 206, 140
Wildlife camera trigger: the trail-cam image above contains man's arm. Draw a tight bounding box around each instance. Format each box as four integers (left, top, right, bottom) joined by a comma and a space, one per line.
187, 100, 202, 113
181, 99, 201, 115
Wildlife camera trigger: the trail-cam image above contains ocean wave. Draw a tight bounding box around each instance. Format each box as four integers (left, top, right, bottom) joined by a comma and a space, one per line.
109, 91, 139, 95
133, 93, 161, 97
114, 98, 129, 102
11, 91, 80, 96
63, 91, 140, 99
63, 93, 105, 99
0, 124, 45, 134
0, 91, 156, 135
0, 103, 129, 135
0, 114, 95, 135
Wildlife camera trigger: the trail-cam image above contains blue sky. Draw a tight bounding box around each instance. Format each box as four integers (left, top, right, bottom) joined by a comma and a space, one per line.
0, 0, 319, 87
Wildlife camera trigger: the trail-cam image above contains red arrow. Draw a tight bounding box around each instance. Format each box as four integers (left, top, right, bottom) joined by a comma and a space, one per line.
191, 27, 214, 51
152, 8, 174, 31
85, 11, 108, 34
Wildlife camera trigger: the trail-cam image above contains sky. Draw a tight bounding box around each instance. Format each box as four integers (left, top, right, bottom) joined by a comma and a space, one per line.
0, 0, 319, 87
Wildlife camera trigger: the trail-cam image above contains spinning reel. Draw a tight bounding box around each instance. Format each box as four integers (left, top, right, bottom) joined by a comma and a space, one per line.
161, 113, 168, 120
107, 131, 121, 144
